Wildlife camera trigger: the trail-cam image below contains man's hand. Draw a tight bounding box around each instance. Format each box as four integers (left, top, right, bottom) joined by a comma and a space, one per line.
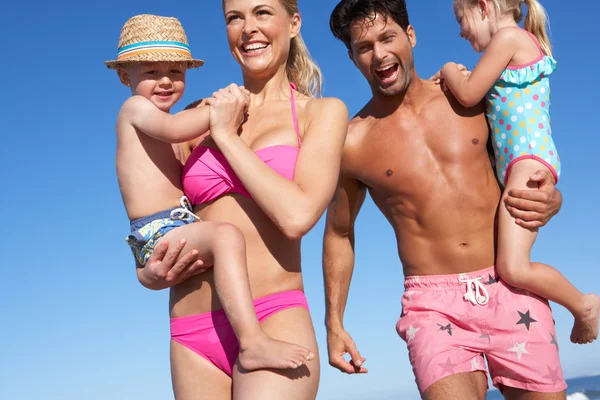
327, 328, 368, 374
505, 169, 562, 229
138, 239, 207, 290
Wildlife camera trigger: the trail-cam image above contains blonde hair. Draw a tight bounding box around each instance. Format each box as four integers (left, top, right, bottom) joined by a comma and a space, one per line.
223, 0, 323, 97
280, 0, 323, 98
454, 0, 552, 57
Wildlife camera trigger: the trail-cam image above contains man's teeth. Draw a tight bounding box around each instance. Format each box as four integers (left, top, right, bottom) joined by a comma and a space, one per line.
377, 64, 396, 72
244, 43, 268, 51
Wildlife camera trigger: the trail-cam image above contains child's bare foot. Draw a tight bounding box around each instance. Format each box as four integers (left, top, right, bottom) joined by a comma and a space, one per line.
570, 294, 600, 344
238, 335, 314, 371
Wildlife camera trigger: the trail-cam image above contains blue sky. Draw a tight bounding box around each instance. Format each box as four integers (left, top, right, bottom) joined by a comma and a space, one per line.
1, 0, 598, 399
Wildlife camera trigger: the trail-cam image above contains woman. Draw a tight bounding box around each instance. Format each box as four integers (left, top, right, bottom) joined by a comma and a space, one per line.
139, 0, 348, 398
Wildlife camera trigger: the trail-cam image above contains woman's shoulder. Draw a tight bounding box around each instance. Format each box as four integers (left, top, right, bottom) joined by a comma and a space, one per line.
299, 97, 349, 142
304, 96, 348, 118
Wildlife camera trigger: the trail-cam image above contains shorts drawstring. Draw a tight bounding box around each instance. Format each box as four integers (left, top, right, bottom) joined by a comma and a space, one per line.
459, 276, 489, 306
170, 196, 201, 221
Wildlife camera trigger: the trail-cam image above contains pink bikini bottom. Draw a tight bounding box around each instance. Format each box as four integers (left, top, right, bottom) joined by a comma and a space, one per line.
170, 290, 309, 376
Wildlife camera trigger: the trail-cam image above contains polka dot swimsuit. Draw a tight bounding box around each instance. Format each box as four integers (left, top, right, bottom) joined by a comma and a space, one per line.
486, 31, 560, 185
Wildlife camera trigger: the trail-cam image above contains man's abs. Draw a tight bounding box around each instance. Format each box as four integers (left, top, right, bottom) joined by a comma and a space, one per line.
378, 182, 499, 276
355, 90, 501, 276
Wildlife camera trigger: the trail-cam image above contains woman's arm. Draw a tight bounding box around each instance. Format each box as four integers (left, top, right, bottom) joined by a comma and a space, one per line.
207, 85, 349, 239
441, 28, 520, 107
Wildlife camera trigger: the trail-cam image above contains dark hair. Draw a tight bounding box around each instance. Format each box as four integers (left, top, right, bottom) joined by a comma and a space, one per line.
330, 0, 410, 50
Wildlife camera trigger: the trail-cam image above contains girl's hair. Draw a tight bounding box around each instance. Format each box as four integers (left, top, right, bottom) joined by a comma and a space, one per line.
454, 0, 552, 57
280, 0, 323, 98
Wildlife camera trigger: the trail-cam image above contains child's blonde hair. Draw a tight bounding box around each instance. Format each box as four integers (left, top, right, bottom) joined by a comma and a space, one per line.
454, 0, 552, 57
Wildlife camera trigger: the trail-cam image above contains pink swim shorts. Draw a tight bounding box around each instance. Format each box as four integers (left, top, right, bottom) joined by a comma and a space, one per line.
396, 266, 567, 395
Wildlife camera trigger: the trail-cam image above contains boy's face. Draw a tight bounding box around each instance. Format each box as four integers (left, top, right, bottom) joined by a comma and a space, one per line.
118, 62, 186, 112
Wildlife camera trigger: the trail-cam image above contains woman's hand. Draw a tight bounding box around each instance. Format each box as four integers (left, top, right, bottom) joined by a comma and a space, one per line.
137, 239, 207, 290
205, 84, 250, 143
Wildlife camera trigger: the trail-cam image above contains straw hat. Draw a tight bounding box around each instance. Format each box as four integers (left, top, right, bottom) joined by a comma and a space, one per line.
105, 14, 204, 69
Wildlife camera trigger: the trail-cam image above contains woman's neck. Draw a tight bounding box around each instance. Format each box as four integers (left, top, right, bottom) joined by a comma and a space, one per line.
242, 66, 291, 106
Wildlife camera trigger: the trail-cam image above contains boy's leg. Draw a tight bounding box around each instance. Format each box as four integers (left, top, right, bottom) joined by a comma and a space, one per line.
163, 221, 314, 370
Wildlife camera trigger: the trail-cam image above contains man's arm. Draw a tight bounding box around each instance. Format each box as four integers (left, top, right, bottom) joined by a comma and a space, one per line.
322, 172, 368, 373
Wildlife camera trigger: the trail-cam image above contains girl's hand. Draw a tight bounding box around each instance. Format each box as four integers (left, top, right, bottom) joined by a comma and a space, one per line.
456, 63, 472, 78
437, 63, 470, 75
205, 84, 250, 141
430, 69, 443, 84
434, 63, 471, 92
432, 69, 448, 92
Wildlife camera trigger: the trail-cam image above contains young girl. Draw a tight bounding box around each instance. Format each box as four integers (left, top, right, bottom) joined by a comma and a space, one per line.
106, 14, 313, 369
435, 0, 599, 344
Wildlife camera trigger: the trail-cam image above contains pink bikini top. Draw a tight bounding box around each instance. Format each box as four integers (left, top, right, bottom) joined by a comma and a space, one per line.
182, 83, 302, 205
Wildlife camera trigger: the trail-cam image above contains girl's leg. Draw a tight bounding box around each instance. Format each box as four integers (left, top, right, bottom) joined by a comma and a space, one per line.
163, 222, 314, 369
496, 159, 599, 344
232, 306, 320, 400
171, 340, 232, 400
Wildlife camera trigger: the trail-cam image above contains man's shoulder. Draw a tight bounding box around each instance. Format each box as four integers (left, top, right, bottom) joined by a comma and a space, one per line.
348, 100, 377, 136
338, 103, 377, 178
422, 82, 486, 121
422, 82, 455, 110
346, 107, 375, 153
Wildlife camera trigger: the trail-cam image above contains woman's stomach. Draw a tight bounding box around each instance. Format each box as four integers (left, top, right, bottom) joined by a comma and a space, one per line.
169, 195, 303, 318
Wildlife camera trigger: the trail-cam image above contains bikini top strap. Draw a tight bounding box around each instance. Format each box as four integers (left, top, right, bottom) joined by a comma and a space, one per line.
289, 82, 302, 148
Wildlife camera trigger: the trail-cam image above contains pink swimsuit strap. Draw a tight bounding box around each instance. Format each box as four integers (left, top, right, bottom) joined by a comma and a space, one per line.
289, 82, 302, 147
524, 30, 545, 57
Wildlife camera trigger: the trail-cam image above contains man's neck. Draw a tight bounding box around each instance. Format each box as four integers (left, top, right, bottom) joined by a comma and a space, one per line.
370, 74, 427, 116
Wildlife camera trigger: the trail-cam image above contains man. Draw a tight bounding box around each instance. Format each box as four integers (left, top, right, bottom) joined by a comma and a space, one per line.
323, 1, 567, 399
